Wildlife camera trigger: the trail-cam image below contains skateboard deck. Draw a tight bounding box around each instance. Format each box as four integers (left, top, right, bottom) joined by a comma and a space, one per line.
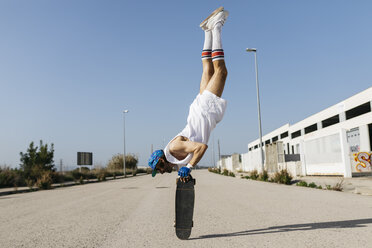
175, 176, 195, 240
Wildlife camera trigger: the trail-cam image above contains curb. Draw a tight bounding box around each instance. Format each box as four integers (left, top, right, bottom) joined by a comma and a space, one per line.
0, 173, 150, 197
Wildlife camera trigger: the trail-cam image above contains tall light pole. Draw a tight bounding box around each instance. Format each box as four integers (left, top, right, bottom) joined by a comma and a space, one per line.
123, 110, 129, 177
246, 48, 264, 172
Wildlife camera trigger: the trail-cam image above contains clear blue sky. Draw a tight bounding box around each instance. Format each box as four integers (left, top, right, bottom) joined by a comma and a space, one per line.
1, 0, 371, 169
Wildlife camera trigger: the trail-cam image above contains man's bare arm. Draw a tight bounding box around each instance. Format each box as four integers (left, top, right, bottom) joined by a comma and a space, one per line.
169, 140, 208, 167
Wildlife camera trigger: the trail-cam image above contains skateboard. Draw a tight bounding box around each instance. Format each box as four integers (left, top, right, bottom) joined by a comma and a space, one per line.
175, 175, 196, 240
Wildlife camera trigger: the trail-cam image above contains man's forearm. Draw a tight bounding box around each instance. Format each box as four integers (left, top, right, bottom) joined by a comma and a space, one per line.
188, 144, 208, 167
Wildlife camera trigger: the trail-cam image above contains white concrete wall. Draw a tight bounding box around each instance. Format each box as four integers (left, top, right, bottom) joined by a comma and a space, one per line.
225, 156, 233, 171
231, 154, 242, 171
278, 161, 302, 177
241, 153, 249, 171
242, 149, 263, 172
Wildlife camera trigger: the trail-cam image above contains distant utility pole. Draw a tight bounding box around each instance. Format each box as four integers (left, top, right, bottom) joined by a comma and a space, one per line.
123, 109, 129, 177
60, 159, 63, 174
218, 139, 221, 168
151, 144, 153, 154
212, 135, 215, 167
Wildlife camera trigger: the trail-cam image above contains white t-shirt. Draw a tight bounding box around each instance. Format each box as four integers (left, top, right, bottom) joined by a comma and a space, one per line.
164, 90, 227, 168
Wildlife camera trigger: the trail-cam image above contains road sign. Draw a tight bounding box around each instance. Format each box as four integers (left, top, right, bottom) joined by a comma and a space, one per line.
77, 152, 93, 166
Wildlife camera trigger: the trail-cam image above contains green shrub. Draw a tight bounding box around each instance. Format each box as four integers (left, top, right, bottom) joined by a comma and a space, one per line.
249, 170, 259, 180
222, 169, 229, 176
272, 169, 293, 185
308, 182, 317, 188
228, 171, 235, 177
317, 185, 322, 189
326, 185, 332, 190
259, 170, 269, 181
296, 181, 308, 187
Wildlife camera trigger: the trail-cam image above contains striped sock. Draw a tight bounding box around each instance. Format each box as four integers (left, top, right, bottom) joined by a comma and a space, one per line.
202, 49, 212, 60
212, 49, 224, 61
202, 30, 212, 60
212, 23, 224, 61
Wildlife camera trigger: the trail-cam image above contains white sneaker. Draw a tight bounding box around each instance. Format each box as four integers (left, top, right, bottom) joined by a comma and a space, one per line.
205, 10, 228, 31
200, 6, 224, 31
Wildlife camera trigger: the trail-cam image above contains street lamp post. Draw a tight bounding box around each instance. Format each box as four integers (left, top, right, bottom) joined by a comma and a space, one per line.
123, 110, 129, 177
246, 48, 264, 173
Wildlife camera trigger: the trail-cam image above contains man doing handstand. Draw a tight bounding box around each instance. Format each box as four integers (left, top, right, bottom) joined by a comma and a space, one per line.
148, 7, 229, 180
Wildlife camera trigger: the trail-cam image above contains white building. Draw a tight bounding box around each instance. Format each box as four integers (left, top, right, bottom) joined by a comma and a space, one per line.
220, 87, 372, 178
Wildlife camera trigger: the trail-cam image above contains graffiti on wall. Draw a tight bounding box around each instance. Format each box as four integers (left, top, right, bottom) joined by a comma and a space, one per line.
353, 152, 372, 172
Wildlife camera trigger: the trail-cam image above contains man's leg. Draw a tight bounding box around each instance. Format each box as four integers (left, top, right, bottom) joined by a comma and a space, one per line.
205, 22, 227, 98
200, 30, 214, 94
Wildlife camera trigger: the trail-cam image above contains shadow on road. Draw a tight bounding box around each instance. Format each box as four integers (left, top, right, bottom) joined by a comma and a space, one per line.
190, 218, 372, 240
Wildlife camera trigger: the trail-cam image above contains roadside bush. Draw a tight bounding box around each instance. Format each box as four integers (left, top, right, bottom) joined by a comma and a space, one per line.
95, 168, 108, 182
308, 182, 317, 188
26, 178, 35, 190
296, 181, 323, 190
296, 181, 308, 187
249, 170, 259, 180
50, 171, 65, 184
79, 176, 84, 184
272, 169, 293, 185
0, 167, 25, 188
332, 179, 344, 191
228, 171, 235, 177
136, 168, 148, 174
107, 153, 138, 173
208, 167, 222, 174
222, 169, 229, 176
258, 170, 269, 182
71, 169, 83, 182
36, 171, 53, 189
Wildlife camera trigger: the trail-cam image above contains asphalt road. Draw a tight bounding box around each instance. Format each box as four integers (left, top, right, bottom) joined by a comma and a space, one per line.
1, 170, 372, 248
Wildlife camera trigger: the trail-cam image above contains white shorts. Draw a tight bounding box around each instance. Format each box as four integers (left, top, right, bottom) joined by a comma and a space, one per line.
197, 90, 227, 125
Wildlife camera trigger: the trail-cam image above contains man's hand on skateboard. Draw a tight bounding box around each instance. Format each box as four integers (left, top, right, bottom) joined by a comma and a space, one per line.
178, 164, 193, 182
